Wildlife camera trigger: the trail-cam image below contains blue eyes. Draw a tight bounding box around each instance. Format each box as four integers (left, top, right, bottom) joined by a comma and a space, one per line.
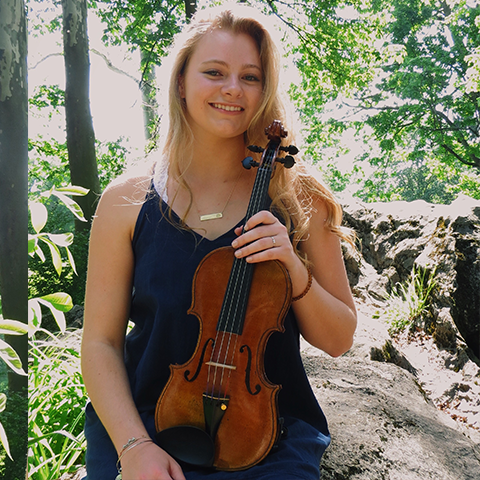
204, 70, 260, 82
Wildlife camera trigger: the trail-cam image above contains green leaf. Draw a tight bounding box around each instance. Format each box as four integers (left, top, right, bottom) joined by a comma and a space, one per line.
28, 299, 42, 335
29, 235, 46, 262
65, 246, 77, 275
51, 191, 87, 222
39, 236, 63, 275
0, 418, 12, 460
39, 292, 73, 312
28, 235, 37, 255
47, 232, 74, 247
0, 318, 28, 335
29, 201, 48, 234
36, 296, 69, 333
0, 338, 26, 376
55, 185, 89, 196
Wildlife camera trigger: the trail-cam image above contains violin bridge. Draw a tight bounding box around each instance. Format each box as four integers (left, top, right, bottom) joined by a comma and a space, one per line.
205, 361, 236, 370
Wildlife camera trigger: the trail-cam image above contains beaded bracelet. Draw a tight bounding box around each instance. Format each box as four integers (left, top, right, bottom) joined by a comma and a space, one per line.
116, 436, 153, 474
292, 266, 313, 302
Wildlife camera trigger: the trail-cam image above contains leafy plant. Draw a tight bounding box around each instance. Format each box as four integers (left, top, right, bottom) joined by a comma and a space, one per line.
28, 328, 86, 480
29, 186, 88, 275
381, 265, 437, 335
0, 318, 28, 460
28, 186, 87, 478
28, 186, 88, 302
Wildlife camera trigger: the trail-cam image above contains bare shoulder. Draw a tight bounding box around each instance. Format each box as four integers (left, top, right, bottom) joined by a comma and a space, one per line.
94, 173, 152, 240
104, 172, 152, 203
305, 195, 331, 238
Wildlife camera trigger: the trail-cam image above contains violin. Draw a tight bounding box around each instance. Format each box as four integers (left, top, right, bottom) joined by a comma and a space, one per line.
155, 121, 299, 471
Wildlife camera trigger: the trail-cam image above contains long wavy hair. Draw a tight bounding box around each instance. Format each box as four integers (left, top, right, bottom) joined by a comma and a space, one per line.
160, 4, 353, 261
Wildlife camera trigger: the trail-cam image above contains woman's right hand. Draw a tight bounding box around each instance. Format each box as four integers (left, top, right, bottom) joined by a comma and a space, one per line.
119, 441, 186, 480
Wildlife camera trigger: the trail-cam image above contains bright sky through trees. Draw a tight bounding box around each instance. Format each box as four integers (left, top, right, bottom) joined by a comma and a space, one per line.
29, 4, 146, 161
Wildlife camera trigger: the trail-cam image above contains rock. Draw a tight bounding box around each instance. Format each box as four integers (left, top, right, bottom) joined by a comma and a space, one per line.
369, 339, 418, 375
341, 195, 480, 360
303, 354, 480, 480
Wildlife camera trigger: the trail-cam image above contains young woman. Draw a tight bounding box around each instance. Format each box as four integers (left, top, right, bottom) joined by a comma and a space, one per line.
81, 4, 357, 480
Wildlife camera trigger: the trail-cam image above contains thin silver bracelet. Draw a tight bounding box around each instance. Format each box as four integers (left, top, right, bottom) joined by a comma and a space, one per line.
116, 436, 153, 474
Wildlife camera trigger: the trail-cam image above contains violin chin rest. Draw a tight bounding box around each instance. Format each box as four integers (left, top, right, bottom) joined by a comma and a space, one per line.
155, 425, 215, 468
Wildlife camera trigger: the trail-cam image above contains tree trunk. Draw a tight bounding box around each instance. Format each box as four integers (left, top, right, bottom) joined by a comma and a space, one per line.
140, 47, 158, 141
61, 0, 100, 231
185, 0, 196, 21
0, 0, 28, 392
0, 2, 28, 476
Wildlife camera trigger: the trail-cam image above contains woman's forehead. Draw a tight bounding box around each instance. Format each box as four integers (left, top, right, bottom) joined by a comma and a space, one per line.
189, 29, 261, 69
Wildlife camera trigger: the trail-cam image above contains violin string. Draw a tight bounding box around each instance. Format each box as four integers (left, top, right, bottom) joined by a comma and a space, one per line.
213, 159, 273, 398
215, 162, 272, 398
205, 152, 276, 400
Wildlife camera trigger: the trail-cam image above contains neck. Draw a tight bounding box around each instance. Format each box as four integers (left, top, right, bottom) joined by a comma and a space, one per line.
184, 135, 247, 183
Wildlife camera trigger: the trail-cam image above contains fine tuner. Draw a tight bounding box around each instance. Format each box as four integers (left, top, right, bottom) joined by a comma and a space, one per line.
242, 143, 299, 170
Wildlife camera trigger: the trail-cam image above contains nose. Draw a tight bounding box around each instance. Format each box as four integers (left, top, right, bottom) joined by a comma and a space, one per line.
221, 75, 243, 98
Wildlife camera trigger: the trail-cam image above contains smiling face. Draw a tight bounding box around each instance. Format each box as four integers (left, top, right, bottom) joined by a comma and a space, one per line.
179, 29, 263, 143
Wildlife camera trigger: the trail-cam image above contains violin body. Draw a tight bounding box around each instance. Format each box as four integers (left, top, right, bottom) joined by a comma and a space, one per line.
155, 247, 292, 470
155, 121, 298, 471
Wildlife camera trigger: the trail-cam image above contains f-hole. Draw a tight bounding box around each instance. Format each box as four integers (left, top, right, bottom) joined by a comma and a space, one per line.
240, 344, 261, 395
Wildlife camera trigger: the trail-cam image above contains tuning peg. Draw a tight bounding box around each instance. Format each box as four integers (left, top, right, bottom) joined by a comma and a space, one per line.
279, 145, 299, 155
247, 145, 264, 153
276, 155, 296, 169
242, 156, 259, 169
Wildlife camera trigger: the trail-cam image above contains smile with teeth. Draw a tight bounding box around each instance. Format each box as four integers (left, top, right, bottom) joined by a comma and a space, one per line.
211, 103, 243, 112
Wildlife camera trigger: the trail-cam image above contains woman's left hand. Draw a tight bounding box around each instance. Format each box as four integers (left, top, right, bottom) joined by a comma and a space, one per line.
232, 210, 298, 272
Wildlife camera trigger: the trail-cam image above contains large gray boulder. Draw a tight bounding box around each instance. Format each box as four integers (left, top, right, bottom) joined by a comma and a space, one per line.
304, 354, 480, 480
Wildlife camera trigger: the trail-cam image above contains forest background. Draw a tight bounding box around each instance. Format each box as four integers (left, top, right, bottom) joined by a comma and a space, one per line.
1, 0, 480, 478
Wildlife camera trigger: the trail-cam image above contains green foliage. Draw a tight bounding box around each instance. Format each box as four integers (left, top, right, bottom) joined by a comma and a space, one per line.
29, 293, 74, 337
29, 138, 70, 192
96, 139, 129, 190
363, 0, 480, 171
29, 84, 65, 112
380, 265, 437, 335
0, 389, 28, 480
29, 186, 88, 280
281, 0, 480, 201
28, 330, 86, 480
27, 184, 85, 479
353, 149, 480, 203
95, 0, 184, 63
0, 319, 28, 462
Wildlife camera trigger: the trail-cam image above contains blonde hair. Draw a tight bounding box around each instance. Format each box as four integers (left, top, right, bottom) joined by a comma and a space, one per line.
161, 4, 353, 260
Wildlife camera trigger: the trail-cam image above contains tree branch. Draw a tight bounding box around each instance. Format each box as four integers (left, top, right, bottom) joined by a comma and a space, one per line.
90, 48, 141, 86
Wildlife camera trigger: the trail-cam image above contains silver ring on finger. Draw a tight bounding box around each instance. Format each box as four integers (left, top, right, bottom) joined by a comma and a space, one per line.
271, 236, 276, 247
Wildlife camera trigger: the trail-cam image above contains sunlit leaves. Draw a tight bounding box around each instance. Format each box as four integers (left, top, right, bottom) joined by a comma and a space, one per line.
28, 187, 88, 276
28, 293, 73, 336
0, 393, 11, 460
28, 330, 86, 478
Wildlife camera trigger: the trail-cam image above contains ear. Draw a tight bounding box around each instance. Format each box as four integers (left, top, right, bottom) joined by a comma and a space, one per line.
178, 75, 185, 98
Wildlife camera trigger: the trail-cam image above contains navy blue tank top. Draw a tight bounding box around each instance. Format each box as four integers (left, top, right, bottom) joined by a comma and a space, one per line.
84, 187, 329, 479
126, 188, 327, 433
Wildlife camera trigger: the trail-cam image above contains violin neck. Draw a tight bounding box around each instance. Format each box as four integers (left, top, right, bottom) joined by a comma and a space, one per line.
243, 139, 278, 223
217, 256, 254, 335
216, 145, 279, 335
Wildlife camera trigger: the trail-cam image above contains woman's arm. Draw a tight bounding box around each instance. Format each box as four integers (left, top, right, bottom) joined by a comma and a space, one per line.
81, 176, 185, 480
232, 198, 357, 358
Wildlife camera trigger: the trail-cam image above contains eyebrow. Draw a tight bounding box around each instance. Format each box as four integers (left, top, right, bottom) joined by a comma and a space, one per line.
201, 59, 262, 71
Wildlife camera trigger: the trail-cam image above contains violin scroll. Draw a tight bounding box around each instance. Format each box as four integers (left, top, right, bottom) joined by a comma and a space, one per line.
244, 120, 298, 170
265, 119, 287, 141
